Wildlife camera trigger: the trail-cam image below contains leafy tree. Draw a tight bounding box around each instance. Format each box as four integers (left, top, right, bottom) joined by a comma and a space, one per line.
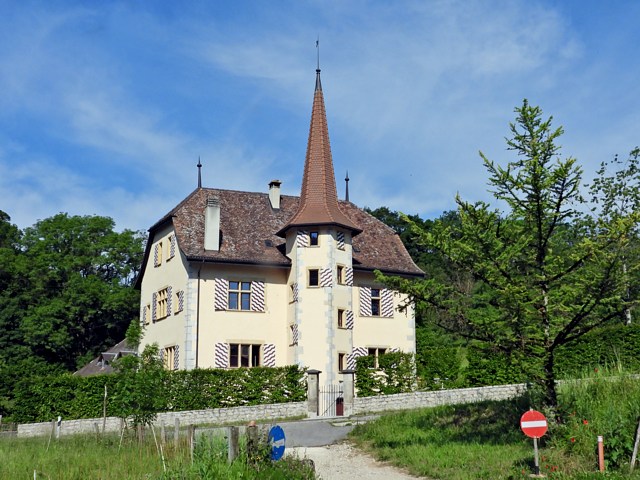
380, 100, 640, 407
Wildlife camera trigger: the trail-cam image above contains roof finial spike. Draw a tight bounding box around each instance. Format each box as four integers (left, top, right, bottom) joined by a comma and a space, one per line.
315, 37, 322, 91
345, 170, 350, 202
197, 157, 202, 188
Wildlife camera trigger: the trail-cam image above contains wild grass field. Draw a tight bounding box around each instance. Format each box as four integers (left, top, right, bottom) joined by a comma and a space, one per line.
350, 369, 640, 479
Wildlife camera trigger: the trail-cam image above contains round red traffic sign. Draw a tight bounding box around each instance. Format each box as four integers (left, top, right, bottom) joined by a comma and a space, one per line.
520, 410, 548, 438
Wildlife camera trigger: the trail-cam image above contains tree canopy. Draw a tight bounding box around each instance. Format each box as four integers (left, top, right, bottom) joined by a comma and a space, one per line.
380, 100, 640, 406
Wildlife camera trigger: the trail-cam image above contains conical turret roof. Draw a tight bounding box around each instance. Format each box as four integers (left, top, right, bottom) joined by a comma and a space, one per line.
277, 69, 361, 237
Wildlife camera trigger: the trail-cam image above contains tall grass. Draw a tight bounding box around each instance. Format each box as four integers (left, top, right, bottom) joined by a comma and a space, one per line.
1, 429, 315, 479
350, 369, 640, 479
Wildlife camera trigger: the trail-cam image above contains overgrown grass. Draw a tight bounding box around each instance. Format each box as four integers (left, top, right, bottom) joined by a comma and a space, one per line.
351, 369, 640, 479
1, 429, 315, 479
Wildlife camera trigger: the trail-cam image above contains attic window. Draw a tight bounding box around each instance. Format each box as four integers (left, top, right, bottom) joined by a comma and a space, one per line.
264, 239, 274, 247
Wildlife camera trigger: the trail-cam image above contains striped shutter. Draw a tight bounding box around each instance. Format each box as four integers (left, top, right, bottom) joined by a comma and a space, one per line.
166, 286, 172, 316
292, 283, 299, 302
320, 268, 333, 287
152, 292, 157, 322
345, 267, 353, 286
296, 230, 309, 248
169, 235, 176, 259
359, 287, 372, 316
160, 348, 165, 363
251, 281, 265, 312
153, 244, 159, 267
174, 345, 180, 370
337, 231, 345, 250
345, 310, 354, 329
214, 278, 228, 311
177, 290, 184, 313
214, 343, 229, 368
389, 347, 400, 353
381, 289, 394, 317
291, 324, 299, 345
142, 305, 147, 325
347, 346, 368, 370
263, 343, 276, 367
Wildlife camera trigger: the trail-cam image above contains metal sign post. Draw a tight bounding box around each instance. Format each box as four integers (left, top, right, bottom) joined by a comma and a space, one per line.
521, 409, 548, 478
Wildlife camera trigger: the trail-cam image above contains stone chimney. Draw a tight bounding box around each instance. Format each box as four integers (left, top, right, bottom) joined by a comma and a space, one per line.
268, 180, 281, 209
204, 196, 220, 251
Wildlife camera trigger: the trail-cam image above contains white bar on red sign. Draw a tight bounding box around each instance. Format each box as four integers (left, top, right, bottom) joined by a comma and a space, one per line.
522, 420, 547, 428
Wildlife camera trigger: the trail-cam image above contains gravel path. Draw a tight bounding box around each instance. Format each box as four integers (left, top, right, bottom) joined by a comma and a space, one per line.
288, 443, 421, 479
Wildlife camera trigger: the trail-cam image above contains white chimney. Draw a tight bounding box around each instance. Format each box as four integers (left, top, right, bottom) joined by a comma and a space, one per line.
204, 197, 220, 251
269, 180, 282, 209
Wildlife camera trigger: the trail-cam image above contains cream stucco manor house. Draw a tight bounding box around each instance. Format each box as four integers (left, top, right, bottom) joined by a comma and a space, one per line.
135, 68, 424, 384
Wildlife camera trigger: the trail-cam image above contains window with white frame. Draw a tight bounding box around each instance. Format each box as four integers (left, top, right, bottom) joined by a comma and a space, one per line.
368, 347, 387, 368
228, 281, 252, 310
229, 343, 261, 368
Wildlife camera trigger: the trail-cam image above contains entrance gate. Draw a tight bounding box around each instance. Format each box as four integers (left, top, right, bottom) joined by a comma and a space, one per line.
319, 383, 344, 417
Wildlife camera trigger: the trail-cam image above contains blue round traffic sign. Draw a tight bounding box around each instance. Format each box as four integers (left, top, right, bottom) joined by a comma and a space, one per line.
268, 425, 286, 461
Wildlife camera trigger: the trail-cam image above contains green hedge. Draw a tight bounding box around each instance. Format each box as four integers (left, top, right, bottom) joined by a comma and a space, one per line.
461, 324, 640, 387
12, 365, 306, 423
355, 352, 415, 397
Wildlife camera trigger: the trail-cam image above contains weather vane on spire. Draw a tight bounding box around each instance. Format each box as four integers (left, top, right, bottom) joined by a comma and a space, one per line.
316, 36, 320, 71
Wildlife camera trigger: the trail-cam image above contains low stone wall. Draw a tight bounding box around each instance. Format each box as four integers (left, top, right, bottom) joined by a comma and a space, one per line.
17, 401, 307, 438
351, 383, 527, 415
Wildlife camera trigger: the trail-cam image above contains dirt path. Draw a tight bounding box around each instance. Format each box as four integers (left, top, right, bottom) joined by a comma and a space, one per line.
289, 443, 422, 479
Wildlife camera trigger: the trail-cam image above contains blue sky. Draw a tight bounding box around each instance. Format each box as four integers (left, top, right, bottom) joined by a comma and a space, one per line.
1, 1, 639, 232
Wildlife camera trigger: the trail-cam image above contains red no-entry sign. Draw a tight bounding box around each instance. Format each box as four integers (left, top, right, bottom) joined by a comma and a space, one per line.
520, 410, 548, 438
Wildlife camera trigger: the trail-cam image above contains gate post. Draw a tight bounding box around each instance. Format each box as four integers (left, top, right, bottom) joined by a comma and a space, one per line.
306, 369, 321, 417
341, 370, 355, 417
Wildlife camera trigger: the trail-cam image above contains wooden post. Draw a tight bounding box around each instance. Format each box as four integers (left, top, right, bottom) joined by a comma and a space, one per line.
630, 418, 640, 473
137, 424, 144, 444
56, 416, 61, 440
598, 436, 605, 472
227, 426, 239, 464
102, 384, 107, 434
174, 418, 180, 450
188, 425, 195, 465
246, 421, 258, 465
94, 422, 100, 442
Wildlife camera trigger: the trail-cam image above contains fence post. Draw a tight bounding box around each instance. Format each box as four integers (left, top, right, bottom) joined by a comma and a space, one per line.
227, 426, 239, 464
306, 369, 321, 417
174, 418, 180, 449
341, 370, 355, 416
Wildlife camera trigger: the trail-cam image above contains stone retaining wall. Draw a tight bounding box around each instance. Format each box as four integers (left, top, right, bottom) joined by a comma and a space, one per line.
351, 383, 527, 415
17, 401, 307, 438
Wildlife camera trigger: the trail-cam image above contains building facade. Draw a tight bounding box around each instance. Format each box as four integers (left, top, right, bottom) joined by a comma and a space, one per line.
135, 69, 423, 384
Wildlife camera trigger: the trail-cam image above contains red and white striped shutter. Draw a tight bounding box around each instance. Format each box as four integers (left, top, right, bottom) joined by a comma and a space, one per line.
214, 343, 229, 368
320, 268, 333, 287
166, 286, 172, 316
251, 281, 265, 312
381, 289, 394, 317
359, 287, 372, 316
174, 345, 180, 370
152, 292, 157, 322
347, 346, 368, 370
296, 230, 309, 248
263, 343, 276, 367
345, 267, 353, 286
214, 278, 228, 311
345, 310, 354, 329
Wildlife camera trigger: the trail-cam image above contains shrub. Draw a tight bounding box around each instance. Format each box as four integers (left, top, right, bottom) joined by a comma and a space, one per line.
355, 351, 415, 397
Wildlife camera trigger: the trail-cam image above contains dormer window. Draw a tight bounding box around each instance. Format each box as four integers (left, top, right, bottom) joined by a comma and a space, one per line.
309, 231, 319, 246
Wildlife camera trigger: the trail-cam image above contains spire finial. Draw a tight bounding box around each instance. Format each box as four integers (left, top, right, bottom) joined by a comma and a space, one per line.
315, 38, 322, 91
197, 157, 202, 188
345, 170, 350, 202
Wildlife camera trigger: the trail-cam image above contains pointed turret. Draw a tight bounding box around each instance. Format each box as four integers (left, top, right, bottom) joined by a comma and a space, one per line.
277, 69, 361, 237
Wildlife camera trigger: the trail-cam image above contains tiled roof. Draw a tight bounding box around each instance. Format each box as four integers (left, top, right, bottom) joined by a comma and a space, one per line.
74, 339, 136, 377
278, 70, 360, 236
136, 187, 423, 286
